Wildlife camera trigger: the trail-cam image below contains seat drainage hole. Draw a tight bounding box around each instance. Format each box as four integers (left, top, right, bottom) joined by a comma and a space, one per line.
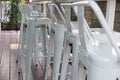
116, 78, 119, 80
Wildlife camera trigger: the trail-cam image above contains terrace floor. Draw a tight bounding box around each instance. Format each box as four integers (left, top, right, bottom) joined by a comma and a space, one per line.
0, 31, 44, 80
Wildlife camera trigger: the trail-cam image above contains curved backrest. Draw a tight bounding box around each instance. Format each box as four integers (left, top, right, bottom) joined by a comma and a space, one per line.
48, 3, 66, 25
19, 3, 42, 20
73, 1, 120, 56
60, 1, 120, 61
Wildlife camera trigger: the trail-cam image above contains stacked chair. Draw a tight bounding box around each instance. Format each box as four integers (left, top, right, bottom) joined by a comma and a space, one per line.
17, 0, 120, 80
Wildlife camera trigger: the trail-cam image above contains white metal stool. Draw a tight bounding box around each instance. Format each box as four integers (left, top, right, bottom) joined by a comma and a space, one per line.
61, 1, 120, 80
43, 3, 80, 80
18, 3, 51, 80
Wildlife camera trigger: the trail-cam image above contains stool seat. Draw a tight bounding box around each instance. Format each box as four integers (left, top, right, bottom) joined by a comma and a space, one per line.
25, 17, 51, 27
34, 18, 51, 26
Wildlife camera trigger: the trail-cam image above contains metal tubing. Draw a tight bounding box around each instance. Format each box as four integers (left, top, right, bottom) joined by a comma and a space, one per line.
77, 6, 87, 56
71, 36, 79, 80
76, 64, 86, 80
52, 24, 66, 80
48, 3, 66, 25
18, 18, 26, 72
45, 32, 54, 80
60, 45, 71, 80
41, 25, 47, 70
106, 0, 116, 31
73, 0, 120, 62
34, 28, 39, 65
26, 20, 34, 80
63, 5, 72, 32
61, 4, 94, 46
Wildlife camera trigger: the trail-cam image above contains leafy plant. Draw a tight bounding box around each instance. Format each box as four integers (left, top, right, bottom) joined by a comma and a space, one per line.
8, 0, 24, 30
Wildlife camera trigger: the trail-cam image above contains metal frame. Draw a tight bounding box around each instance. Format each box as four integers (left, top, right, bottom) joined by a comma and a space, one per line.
18, 3, 51, 80
61, 1, 120, 80
45, 4, 67, 80
58, 0, 116, 31
61, 0, 120, 61
60, 3, 88, 80
106, 0, 116, 31
44, 3, 80, 80
17, 1, 119, 80
75, 1, 119, 57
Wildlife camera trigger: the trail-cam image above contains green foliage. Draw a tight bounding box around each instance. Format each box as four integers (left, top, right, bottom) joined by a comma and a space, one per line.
8, 0, 24, 30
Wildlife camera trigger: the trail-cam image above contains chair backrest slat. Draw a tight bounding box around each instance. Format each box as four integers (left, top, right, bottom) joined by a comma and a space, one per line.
19, 3, 42, 19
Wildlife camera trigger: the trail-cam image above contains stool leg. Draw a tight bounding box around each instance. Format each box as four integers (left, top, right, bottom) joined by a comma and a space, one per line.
26, 21, 34, 80
41, 25, 47, 70
60, 45, 71, 80
45, 32, 54, 80
17, 22, 26, 73
19, 27, 26, 71
34, 28, 39, 66
17, 23, 23, 72
71, 37, 79, 80
76, 64, 86, 80
52, 24, 66, 80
